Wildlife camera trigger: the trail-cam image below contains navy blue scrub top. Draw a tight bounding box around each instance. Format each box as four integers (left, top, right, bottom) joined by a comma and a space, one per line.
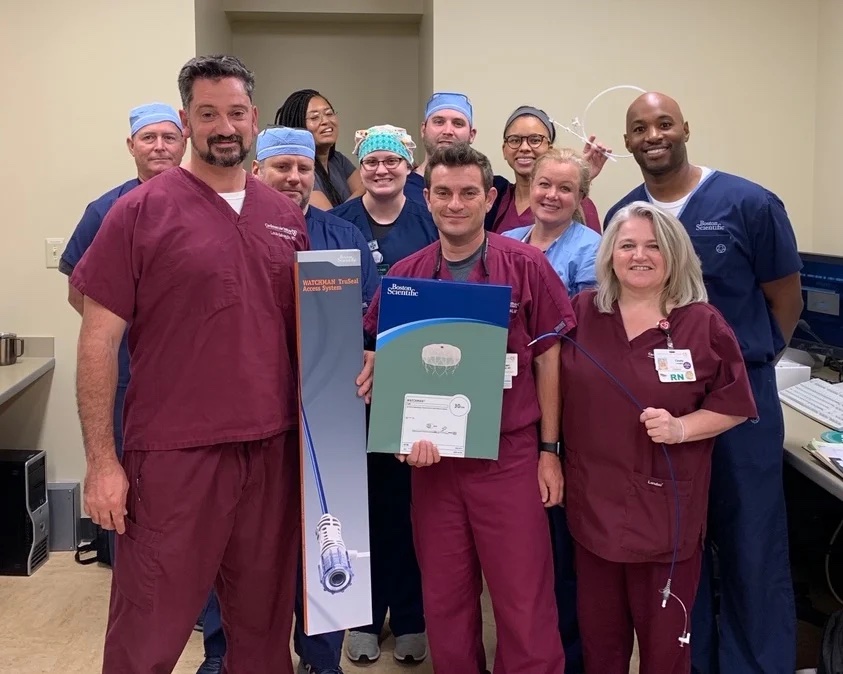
305, 206, 379, 310
605, 170, 802, 365
403, 171, 427, 206
331, 196, 438, 276
60, 178, 141, 387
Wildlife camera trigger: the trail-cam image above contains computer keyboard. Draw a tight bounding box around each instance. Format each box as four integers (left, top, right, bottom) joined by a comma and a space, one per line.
779, 378, 843, 430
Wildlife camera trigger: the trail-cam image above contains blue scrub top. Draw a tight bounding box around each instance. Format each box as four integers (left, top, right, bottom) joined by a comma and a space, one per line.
503, 221, 600, 297
305, 206, 379, 310
331, 196, 438, 275
605, 170, 802, 364
403, 171, 427, 206
60, 178, 140, 388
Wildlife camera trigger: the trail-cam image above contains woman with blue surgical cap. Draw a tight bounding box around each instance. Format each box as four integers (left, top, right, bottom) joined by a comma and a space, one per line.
332, 124, 435, 665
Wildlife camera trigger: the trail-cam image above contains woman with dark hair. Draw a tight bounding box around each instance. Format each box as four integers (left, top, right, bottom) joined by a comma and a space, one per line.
486, 105, 609, 236
275, 89, 364, 209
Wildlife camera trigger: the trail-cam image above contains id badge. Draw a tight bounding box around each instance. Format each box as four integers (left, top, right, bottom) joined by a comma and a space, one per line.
504, 353, 518, 389
653, 349, 696, 382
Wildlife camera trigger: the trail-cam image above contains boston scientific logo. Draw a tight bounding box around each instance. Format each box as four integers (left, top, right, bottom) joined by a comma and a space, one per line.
336, 254, 356, 264
386, 283, 419, 297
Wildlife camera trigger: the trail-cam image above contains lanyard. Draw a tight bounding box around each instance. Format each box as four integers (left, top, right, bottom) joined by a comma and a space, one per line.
658, 319, 674, 349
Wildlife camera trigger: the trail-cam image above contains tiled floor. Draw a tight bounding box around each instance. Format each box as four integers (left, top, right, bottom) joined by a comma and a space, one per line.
1, 551, 834, 673
0, 552, 564, 674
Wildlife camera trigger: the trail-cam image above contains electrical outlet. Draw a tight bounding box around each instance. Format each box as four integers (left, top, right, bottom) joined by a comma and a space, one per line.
45, 238, 65, 269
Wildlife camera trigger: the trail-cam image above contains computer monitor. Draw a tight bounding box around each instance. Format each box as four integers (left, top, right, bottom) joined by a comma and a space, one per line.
790, 251, 843, 361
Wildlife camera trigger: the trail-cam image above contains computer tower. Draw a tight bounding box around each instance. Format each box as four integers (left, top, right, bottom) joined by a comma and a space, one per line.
0, 449, 49, 576
47, 481, 81, 551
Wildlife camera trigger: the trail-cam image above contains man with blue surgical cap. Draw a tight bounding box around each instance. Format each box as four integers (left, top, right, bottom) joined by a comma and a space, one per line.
59, 101, 185, 564
192, 127, 375, 674
252, 126, 378, 310
405, 92, 476, 205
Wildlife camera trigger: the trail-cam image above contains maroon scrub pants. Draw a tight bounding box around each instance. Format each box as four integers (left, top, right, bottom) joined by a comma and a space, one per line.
574, 542, 702, 674
102, 432, 300, 674
411, 425, 565, 674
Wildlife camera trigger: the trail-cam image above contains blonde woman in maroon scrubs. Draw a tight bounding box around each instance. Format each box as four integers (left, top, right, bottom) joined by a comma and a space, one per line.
559, 201, 758, 674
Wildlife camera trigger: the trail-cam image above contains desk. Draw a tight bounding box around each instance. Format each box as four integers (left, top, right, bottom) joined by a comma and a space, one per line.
0, 357, 55, 407
783, 403, 843, 501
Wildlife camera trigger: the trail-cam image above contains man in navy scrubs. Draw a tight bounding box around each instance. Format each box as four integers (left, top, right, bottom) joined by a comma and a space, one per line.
59, 101, 185, 564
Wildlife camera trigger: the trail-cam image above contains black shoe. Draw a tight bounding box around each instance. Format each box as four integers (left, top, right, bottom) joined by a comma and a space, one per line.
196, 656, 223, 674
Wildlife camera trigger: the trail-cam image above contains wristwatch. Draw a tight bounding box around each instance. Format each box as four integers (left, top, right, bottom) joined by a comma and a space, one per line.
539, 441, 560, 456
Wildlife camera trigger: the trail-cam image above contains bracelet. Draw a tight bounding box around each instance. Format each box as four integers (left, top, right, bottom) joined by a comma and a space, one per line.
677, 418, 686, 444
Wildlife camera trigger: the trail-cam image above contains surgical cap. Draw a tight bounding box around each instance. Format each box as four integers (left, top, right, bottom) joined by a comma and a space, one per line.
256, 126, 316, 161
353, 125, 416, 165
424, 92, 474, 126
129, 102, 182, 137
504, 105, 556, 143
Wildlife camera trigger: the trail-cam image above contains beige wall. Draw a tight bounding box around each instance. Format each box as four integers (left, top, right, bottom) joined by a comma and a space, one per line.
2, 0, 839, 490
813, 0, 843, 255
231, 21, 421, 160
195, 0, 233, 55
0, 1, 196, 486
429, 0, 819, 249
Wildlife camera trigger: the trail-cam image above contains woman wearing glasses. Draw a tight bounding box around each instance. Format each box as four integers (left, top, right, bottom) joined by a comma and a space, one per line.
488, 105, 608, 235
275, 89, 365, 209
331, 124, 436, 665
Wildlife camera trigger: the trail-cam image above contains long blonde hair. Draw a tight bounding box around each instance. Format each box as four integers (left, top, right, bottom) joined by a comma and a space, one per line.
595, 201, 707, 315
530, 148, 591, 225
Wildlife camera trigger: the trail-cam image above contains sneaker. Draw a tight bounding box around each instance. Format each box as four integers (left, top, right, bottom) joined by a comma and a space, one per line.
196, 656, 223, 674
345, 630, 380, 663
393, 632, 428, 663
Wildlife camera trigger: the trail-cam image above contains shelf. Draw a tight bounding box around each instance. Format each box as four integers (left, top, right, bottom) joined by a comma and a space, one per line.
0, 358, 56, 408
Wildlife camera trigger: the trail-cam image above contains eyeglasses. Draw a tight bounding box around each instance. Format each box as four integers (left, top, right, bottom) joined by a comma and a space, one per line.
361, 157, 404, 171
306, 109, 337, 123
504, 134, 549, 149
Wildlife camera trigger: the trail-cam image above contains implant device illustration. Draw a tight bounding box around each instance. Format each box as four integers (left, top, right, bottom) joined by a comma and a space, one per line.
422, 343, 461, 375
301, 405, 369, 593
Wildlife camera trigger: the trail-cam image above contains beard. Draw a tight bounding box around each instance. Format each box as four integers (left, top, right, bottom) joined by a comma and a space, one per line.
199, 134, 250, 168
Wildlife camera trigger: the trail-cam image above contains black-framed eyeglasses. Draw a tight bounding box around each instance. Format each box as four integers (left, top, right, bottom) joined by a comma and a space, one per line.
504, 134, 549, 149
361, 157, 404, 171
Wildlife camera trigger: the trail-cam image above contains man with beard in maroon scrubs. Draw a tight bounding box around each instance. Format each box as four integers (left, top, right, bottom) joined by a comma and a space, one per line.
559, 201, 757, 674
71, 55, 371, 674
363, 142, 574, 674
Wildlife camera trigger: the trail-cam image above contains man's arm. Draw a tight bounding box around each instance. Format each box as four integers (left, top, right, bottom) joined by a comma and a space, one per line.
77, 296, 130, 533
761, 272, 803, 347
534, 342, 561, 444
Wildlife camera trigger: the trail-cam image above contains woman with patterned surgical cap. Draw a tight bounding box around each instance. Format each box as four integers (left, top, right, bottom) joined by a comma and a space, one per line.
332, 124, 437, 665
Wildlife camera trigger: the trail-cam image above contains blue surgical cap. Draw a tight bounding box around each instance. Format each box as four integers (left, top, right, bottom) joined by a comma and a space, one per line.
256, 127, 316, 161
424, 92, 474, 126
129, 102, 182, 136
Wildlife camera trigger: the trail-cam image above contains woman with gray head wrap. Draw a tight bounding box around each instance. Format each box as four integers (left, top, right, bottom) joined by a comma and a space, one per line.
486, 105, 609, 236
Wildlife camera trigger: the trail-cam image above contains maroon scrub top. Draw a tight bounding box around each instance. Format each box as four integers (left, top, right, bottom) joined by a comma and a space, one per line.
364, 232, 576, 435
559, 291, 757, 564
71, 168, 309, 452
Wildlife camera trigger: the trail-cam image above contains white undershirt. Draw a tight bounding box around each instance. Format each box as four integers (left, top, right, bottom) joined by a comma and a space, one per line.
649, 166, 712, 216
218, 190, 246, 215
